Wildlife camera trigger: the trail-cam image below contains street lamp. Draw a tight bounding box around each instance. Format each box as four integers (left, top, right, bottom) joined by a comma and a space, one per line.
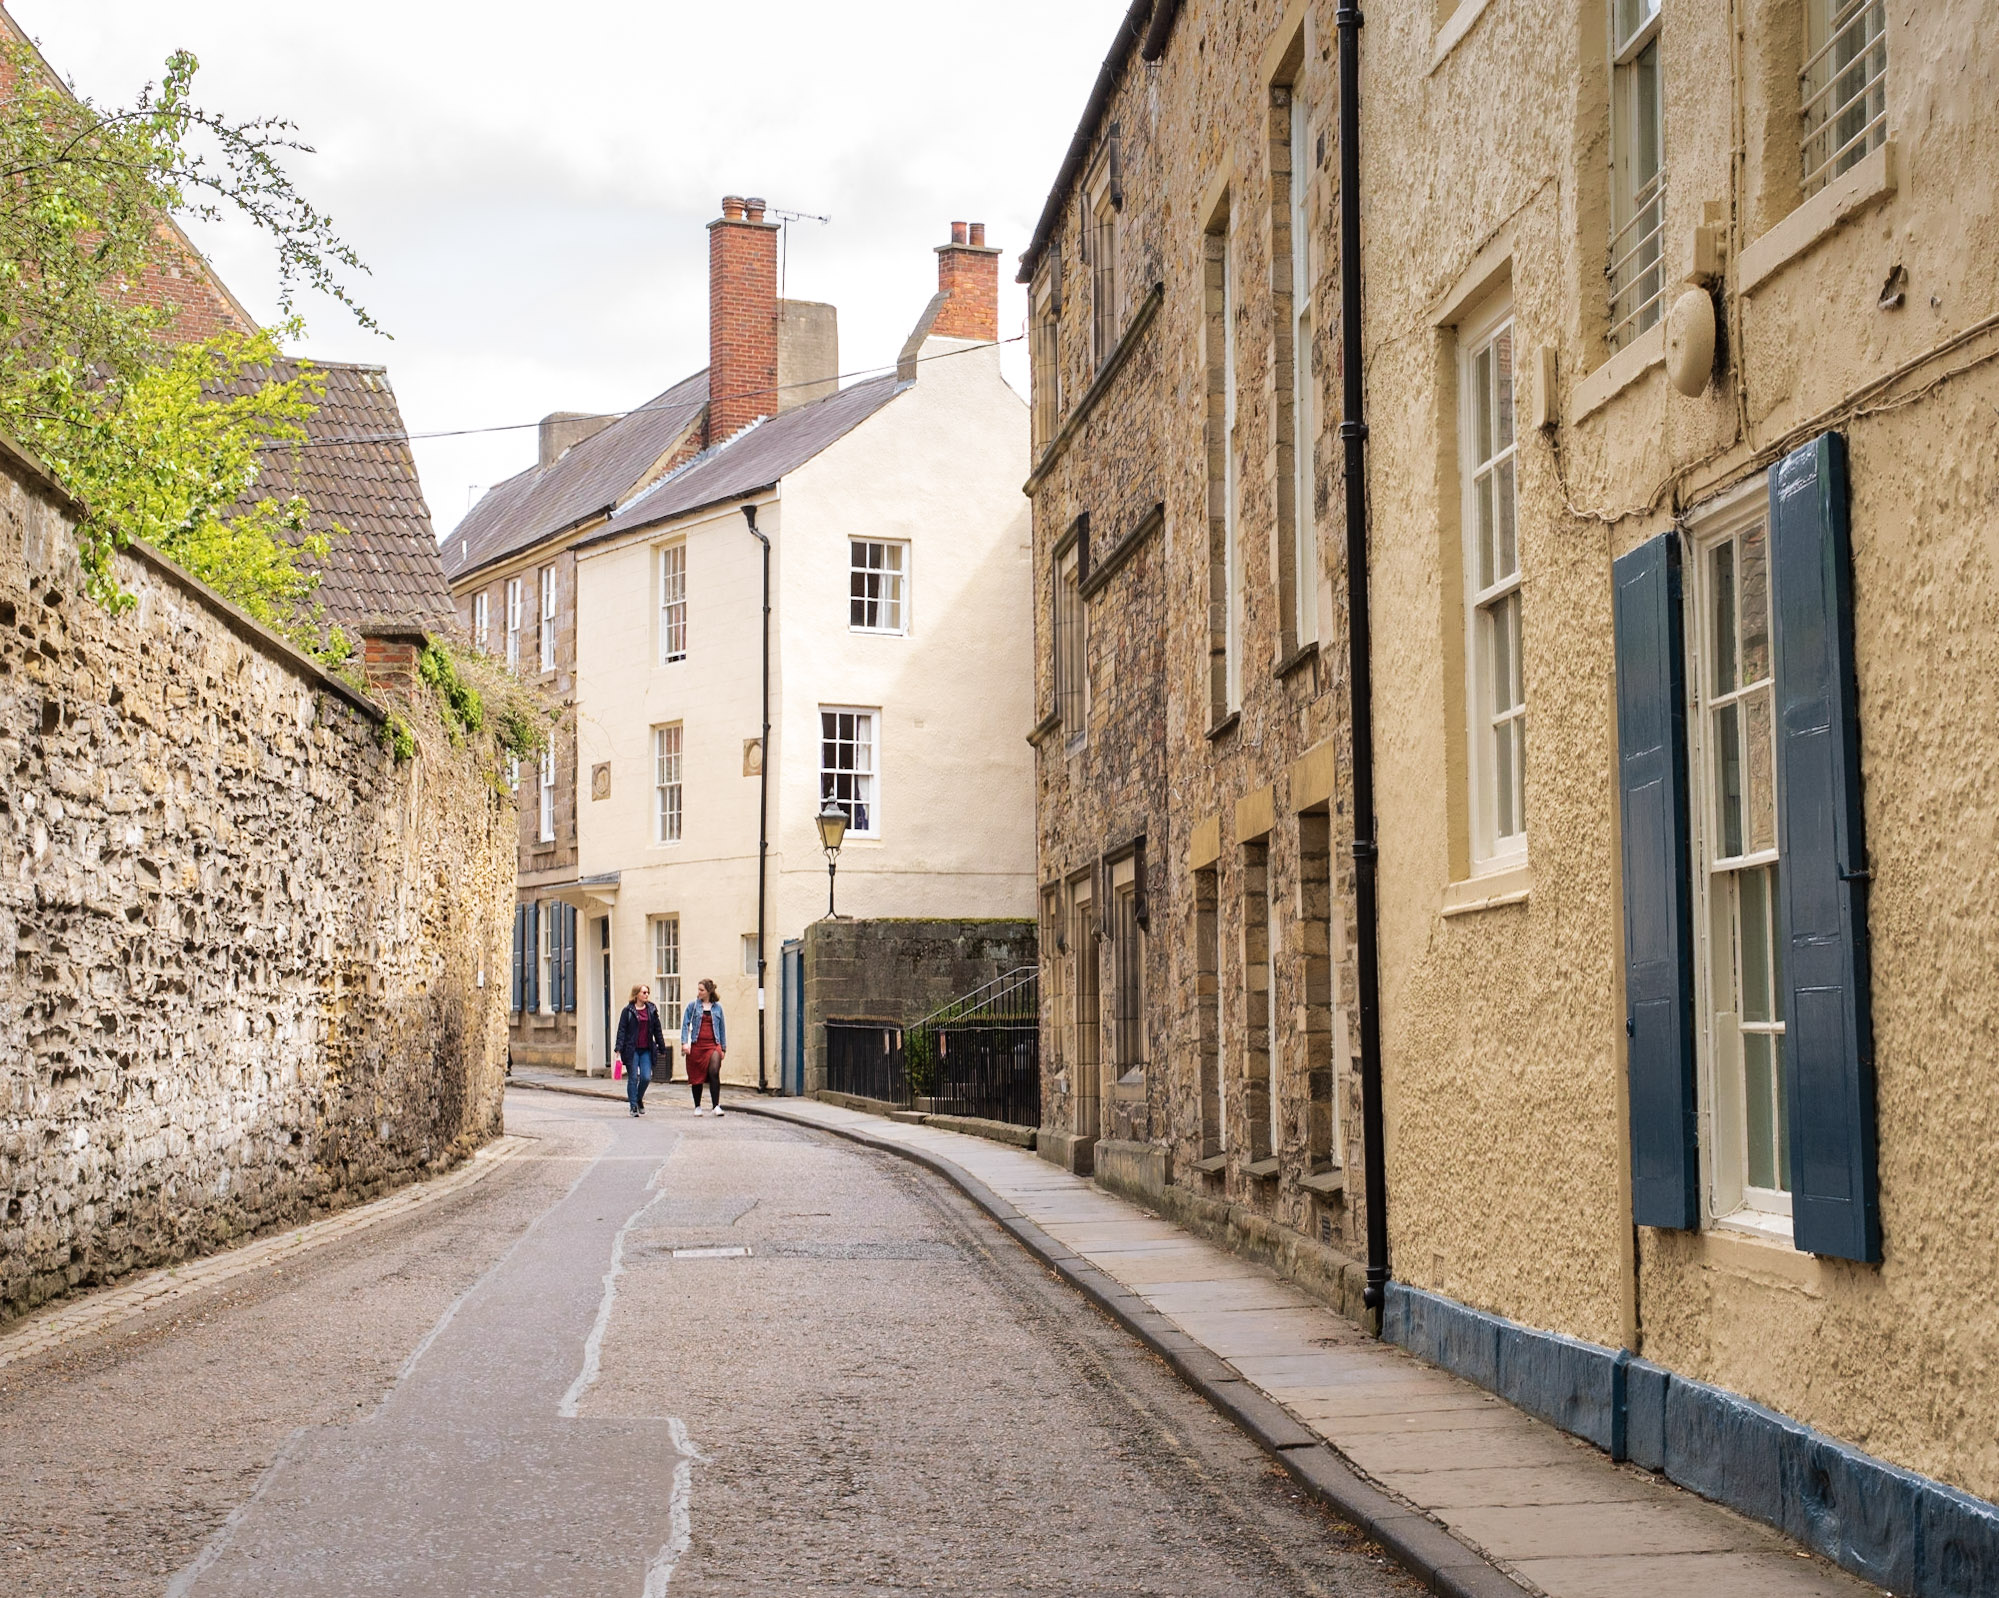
815, 800, 849, 918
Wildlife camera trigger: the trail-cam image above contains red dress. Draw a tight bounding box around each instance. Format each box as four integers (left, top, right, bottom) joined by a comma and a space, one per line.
687, 1007, 720, 1085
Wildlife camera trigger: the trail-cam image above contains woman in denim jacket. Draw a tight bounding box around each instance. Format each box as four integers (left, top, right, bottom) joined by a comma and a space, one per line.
681, 980, 726, 1115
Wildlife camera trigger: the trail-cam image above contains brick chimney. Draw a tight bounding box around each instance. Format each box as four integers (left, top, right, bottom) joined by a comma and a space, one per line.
708, 195, 779, 442
932, 221, 1001, 342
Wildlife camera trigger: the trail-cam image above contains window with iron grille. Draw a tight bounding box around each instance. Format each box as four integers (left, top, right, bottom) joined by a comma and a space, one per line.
849, 540, 908, 633
651, 915, 681, 1011
473, 591, 489, 651
1608, 0, 1666, 349
653, 723, 682, 843
1801, 0, 1885, 197
1461, 297, 1526, 866
538, 565, 556, 672
505, 577, 523, 670
1031, 270, 1061, 451
658, 543, 687, 664
538, 743, 556, 843
1054, 545, 1085, 742
820, 707, 878, 837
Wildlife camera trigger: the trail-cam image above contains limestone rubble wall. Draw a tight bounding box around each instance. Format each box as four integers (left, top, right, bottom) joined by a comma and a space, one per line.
0, 442, 514, 1324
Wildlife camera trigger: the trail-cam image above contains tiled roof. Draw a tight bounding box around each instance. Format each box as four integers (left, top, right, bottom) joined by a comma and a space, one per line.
443, 369, 710, 582
579, 375, 905, 548
235, 359, 453, 633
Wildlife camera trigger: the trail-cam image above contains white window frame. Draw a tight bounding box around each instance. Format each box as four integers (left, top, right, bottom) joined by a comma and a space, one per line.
741, 934, 760, 980
819, 706, 880, 840
1290, 88, 1320, 650
538, 743, 555, 843
849, 540, 909, 635
507, 754, 520, 793
538, 565, 556, 672
651, 915, 681, 1011
1459, 294, 1526, 871
473, 591, 490, 651
1609, 0, 1666, 349
536, 899, 553, 1015
505, 577, 523, 671
653, 723, 683, 845
658, 542, 687, 665
1686, 477, 1792, 1239
1800, 0, 1886, 197
1222, 226, 1243, 713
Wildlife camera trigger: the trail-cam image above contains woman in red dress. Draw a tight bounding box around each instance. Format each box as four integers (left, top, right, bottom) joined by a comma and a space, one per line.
681, 978, 726, 1116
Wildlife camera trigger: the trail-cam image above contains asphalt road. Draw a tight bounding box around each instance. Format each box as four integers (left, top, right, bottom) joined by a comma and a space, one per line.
1, 1091, 1421, 1597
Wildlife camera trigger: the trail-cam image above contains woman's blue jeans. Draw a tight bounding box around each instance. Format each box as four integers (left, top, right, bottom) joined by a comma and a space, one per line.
627, 1050, 653, 1110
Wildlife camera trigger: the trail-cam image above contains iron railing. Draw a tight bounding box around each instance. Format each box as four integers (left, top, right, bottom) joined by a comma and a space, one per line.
824, 968, 1042, 1128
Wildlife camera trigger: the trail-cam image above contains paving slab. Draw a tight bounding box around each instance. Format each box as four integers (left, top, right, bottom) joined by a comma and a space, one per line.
741, 1096, 1877, 1598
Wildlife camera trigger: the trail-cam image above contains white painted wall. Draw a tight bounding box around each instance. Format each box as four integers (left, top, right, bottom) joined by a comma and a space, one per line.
572, 333, 1033, 1086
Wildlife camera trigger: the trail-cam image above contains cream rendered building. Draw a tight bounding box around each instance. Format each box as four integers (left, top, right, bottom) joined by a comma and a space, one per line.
569, 216, 1034, 1088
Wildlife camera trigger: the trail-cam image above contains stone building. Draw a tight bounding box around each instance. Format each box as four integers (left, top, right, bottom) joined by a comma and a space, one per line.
1032, 0, 1999, 1587
1024, 1, 1364, 1288
567, 205, 1035, 1090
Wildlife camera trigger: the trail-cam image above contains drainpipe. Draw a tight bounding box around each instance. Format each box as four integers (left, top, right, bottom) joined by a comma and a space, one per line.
1336, 0, 1389, 1317
742, 501, 772, 1093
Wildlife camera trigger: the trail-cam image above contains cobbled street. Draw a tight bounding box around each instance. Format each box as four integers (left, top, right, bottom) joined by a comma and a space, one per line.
0, 1091, 1421, 1597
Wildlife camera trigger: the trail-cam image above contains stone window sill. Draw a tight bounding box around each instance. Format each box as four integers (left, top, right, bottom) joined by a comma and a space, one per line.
1113, 1072, 1146, 1104
1193, 1153, 1228, 1175
1243, 1157, 1280, 1181
1441, 860, 1533, 918
1429, 0, 1497, 73
1206, 710, 1241, 743
1573, 323, 1665, 422
1274, 640, 1319, 681
1300, 1167, 1345, 1198
1739, 140, 1897, 297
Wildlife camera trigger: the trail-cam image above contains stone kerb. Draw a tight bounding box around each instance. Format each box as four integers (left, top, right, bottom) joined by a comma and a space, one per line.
0, 442, 514, 1325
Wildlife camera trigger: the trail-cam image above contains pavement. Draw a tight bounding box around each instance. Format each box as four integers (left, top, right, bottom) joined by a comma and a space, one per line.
3, 1085, 1423, 1597
504, 1073, 1877, 1598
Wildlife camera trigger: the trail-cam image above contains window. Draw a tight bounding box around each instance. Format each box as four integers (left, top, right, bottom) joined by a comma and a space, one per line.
1222, 228, 1242, 712
473, 591, 489, 651
741, 934, 760, 980
538, 565, 556, 672
1241, 839, 1275, 1163
652, 915, 681, 1011
505, 577, 523, 670
1691, 494, 1789, 1228
1297, 811, 1341, 1176
1609, 0, 1665, 349
538, 743, 555, 843
1461, 300, 1526, 866
1085, 135, 1121, 367
536, 900, 554, 1014
1285, 83, 1320, 650
849, 540, 908, 633
1801, 0, 1885, 197
1054, 540, 1086, 742
653, 724, 682, 844
508, 755, 520, 793
1069, 881, 1101, 1141
1031, 269, 1061, 451
820, 708, 878, 837
1110, 854, 1145, 1081
1194, 865, 1223, 1161
658, 543, 687, 664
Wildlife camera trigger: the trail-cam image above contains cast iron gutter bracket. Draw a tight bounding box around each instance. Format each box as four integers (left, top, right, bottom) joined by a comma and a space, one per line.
1335, 0, 1391, 1320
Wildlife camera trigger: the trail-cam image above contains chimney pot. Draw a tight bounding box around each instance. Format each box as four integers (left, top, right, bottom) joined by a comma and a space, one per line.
709, 192, 780, 440
721, 194, 747, 221
745, 197, 767, 222
951, 221, 969, 245
968, 222, 986, 247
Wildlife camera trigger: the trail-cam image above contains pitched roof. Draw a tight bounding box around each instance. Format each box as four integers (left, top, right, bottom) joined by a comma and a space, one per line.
579, 374, 905, 549
236, 358, 454, 632
443, 369, 709, 582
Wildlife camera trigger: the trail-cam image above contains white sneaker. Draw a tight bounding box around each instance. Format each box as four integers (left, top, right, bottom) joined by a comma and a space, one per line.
694, 1106, 707, 1116
712, 1106, 725, 1116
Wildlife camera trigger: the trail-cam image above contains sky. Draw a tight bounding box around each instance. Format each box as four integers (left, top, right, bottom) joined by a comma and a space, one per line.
7, 0, 1127, 534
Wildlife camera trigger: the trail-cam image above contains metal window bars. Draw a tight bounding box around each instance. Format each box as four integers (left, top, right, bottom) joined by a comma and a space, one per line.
1608, 170, 1667, 350
1800, 0, 1886, 197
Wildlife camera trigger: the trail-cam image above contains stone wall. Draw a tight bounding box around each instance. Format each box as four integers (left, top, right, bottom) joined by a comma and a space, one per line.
803, 918, 1037, 1096
0, 440, 515, 1324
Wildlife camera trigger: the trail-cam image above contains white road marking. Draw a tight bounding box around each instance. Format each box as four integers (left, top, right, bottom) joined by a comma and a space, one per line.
643, 1418, 710, 1596
671, 1246, 749, 1258
558, 1153, 671, 1419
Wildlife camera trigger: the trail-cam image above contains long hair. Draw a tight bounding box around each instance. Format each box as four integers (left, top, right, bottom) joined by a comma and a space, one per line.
698, 978, 719, 1002
629, 983, 647, 1002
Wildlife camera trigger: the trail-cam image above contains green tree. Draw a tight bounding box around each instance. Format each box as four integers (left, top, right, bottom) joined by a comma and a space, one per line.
0, 43, 375, 636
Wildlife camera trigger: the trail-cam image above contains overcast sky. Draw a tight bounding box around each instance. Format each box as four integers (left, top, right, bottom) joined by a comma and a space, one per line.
8, 0, 1125, 534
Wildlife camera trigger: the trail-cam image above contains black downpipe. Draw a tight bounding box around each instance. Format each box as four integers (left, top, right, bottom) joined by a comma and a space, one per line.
742, 502, 772, 1093
1336, 0, 1389, 1316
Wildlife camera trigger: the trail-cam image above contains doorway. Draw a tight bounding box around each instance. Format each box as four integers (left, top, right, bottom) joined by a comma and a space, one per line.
597, 916, 612, 1073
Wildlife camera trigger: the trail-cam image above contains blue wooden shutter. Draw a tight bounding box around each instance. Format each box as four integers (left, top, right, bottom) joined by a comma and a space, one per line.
510, 906, 525, 1013
1613, 534, 1700, 1229
562, 905, 578, 1014
525, 901, 541, 1013
1769, 433, 1879, 1263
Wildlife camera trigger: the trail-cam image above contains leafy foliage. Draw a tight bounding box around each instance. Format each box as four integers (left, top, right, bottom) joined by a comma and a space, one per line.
0, 43, 375, 631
